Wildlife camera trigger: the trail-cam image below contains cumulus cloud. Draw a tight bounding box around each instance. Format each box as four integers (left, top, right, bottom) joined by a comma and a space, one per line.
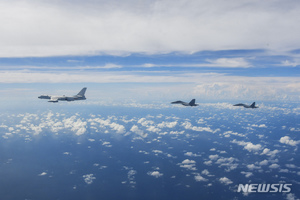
179, 159, 197, 171
231, 139, 262, 152
286, 193, 298, 200
102, 142, 112, 147
182, 121, 219, 133
83, 174, 96, 184
244, 143, 262, 152
89, 117, 126, 134
194, 174, 208, 182
223, 131, 245, 138
209, 154, 219, 160
157, 121, 177, 128
182, 159, 196, 164
260, 148, 280, 157
38, 172, 47, 176
259, 160, 269, 166
109, 122, 126, 134
219, 177, 233, 185
193, 77, 300, 101
127, 170, 137, 186
69, 118, 87, 136
215, 157, 238, 172
279, 136, 300, 146
252, 124, 267, 128
269, 163, 280, 169
241, 171, 253, 178
148, 171, 163, 178
184, 152, 200, 157
130, 125, 148, 138
247, 164, 261, 170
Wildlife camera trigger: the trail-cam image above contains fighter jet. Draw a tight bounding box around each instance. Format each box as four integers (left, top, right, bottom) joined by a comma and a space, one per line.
233, 102, 258, 108
38, 87, 87, 103
171, 99, 198, 106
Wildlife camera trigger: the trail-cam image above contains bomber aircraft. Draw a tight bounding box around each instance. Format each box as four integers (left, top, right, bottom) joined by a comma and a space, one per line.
38, 88, 87, 103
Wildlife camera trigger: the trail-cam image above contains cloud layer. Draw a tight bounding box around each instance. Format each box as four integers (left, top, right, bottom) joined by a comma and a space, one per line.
1, 0, 300, 57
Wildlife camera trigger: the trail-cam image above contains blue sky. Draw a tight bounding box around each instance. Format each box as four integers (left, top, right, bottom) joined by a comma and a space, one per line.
0, 0, 299, 103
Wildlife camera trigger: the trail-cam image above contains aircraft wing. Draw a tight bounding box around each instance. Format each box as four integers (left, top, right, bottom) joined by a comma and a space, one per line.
171, 101, 186, 104
48, 97, 59, 103
171, 101, 190, 106
233, 103, 246, 107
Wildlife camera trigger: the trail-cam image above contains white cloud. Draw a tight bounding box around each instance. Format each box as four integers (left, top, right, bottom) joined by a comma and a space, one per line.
260, 148, 280, 157
179, 159, 197, 171
1, 0, 300, 57
205, 58, 250, 68
127, 170, 137, 186
157, 121, 177, 128
252, 124, 267, 128
38, 172, 47, 176
102, 142, 112, 147
285, 164, 298, 169
241, 171, 253, 178
147, 126, 161, 133
83, 174, 96, 184
286, 193, 298, 200
247, 164, 261, 170
193, 77, 300, 101
184, 152, 200, 157
30, 124, 43, 135
69, 118, 87, 136
209, 154, 219, 160
182, 121, 219, 133
182, 159, 196, 164
223, 131, 245, 138
279, 169, 289, 173
201, 169, 210, 176
130, 125, 148, 138
279, 136, 300, 146
231, 139, 262, 152
219, 177, 233, 185
259, 160, 269, 166
140, 58, 251, 68
269, 163, 280, 169
148, 171, 163, 178
204, 160, 212, 166
1, 71, 299, 102
90, 117, 126, 134
152, 150, 163, 154
215, 157, 238, 172
194, 174, 208, 182
244, 143, 262, 152
109, 122, 126, 134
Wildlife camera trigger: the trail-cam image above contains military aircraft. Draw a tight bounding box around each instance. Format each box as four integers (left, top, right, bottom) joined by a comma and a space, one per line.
233, 102, 258, 108
38, 87, 87, 103
171, 99, 198, 106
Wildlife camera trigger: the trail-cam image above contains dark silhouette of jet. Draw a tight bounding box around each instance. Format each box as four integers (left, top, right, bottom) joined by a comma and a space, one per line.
171, 99, 198, 106
233, 102, 258, 108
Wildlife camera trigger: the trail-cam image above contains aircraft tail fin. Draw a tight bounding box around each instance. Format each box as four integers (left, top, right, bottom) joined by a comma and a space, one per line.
250, 102, 255, 108
189, 99, 196, 106
77, 87, 87, 96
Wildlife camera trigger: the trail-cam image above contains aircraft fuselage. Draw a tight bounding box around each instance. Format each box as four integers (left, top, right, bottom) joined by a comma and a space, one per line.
38, 88, 87, 103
